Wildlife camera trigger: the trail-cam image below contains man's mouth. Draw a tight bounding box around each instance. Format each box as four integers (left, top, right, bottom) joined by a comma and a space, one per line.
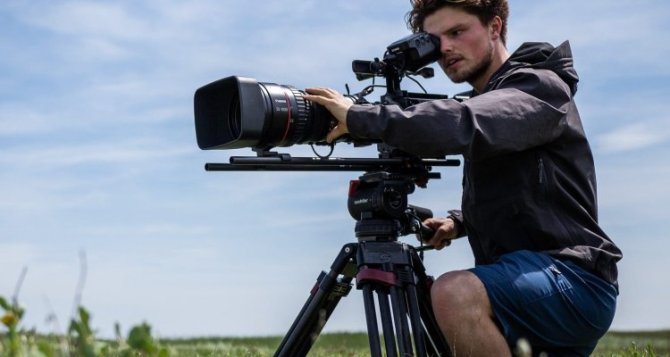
444, 57, 461, 69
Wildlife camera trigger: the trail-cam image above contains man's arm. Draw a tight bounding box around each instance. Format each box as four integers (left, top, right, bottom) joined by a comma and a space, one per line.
347, 68, 573, 160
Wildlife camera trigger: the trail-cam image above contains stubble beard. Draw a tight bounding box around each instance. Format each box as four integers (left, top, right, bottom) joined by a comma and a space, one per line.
443, 41, 494, 85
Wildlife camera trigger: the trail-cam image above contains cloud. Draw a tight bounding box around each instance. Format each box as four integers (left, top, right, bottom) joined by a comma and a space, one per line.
595, 123, 669, 154
0, 140, 192, 170
511, 1, 670, 78
24, 2, 147, 39
0, 106, 55, 136
584, 89, 670, 155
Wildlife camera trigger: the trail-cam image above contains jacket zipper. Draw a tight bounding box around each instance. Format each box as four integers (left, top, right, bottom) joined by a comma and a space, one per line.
538, 157, 545, 184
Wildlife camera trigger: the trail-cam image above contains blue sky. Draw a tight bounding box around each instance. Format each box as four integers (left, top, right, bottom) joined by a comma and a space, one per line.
1, 0, 669, 338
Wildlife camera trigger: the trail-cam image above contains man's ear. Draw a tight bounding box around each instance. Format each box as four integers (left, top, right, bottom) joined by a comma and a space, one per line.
489, 16, 503, 41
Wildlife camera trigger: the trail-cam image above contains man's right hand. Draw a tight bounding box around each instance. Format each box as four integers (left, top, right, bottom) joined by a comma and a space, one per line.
422, 217, 459, 250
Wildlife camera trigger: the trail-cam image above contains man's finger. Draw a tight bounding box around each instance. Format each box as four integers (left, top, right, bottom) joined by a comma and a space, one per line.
326, 126, 344, 143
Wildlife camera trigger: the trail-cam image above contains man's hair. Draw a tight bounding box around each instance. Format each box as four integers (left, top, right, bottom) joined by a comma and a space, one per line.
405, 0, 509, 45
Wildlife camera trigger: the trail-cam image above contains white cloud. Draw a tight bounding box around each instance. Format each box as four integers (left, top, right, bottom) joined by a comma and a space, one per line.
510, 1, 670, 77
0, 106, 54, 135
0, 141, 192, 169
25, 2, 148, 39
596, 123, 669, 154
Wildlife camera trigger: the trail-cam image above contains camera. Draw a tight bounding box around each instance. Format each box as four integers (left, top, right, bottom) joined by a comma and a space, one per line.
193, 32, 444, 151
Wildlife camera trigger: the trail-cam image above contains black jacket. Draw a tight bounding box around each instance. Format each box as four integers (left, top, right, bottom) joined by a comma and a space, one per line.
346, 41, 622, 285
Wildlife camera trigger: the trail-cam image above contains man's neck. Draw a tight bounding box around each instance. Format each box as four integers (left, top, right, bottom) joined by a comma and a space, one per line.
471, 43, 510, 93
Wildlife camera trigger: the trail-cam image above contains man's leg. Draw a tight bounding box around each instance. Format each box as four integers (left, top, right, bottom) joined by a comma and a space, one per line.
431, 270, 511, 356
434, 251, 618, 356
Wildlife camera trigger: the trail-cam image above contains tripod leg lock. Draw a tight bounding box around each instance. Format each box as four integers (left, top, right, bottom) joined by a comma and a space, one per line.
356, 267, 397, 287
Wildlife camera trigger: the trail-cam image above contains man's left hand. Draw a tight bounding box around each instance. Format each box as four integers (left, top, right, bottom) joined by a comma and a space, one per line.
304, 87, 353, 143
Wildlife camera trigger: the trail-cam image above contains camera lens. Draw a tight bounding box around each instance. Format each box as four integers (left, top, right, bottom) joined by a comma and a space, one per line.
228, 92, 241, 139
256, 83, 334, 148
194, 76, 340, 150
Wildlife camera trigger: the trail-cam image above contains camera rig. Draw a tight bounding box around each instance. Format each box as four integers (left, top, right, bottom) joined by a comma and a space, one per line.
203, 31, 461, 238
199, 32, 461, 356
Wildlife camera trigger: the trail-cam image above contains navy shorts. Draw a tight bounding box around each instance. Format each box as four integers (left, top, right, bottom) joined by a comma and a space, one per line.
469, 250, 617, 356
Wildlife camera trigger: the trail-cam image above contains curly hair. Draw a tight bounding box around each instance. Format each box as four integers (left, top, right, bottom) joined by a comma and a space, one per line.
405, 0, 509, 45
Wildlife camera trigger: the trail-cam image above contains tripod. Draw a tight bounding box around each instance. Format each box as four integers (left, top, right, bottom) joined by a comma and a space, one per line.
274, 171, 451, 357
205, 152, 459, 356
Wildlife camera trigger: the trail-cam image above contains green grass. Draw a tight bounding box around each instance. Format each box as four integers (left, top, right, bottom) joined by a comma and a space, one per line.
164, 333, 371, 357
593, 330, 670, 356
2, 330, 669, 356
156, 330, 670, 357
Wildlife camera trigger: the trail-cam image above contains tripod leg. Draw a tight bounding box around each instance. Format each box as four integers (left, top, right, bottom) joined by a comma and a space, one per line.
406, 283, 429, 356
274, 243, 357, 357
417, 287, 452, 357
412, 253, 452, 357
390, 285, 412, 355
376, 288, 398, 356
361, 285, 383, 356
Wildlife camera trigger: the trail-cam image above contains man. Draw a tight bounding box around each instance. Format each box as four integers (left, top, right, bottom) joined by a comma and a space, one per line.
304, 0, 621, 355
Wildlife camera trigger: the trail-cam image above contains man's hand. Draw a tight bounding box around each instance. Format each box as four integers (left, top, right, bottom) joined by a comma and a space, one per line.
422, 217, 459, 250
304, 87, 353, 143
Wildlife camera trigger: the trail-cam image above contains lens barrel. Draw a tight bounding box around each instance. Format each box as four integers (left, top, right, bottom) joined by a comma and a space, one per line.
194, 76, 337, 150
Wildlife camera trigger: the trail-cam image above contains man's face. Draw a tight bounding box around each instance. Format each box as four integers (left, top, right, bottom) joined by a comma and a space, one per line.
423, 6, 495, 85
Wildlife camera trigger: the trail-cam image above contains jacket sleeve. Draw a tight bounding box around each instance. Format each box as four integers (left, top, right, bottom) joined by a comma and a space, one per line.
447, 209, 467, 238
346, 68, 573, 161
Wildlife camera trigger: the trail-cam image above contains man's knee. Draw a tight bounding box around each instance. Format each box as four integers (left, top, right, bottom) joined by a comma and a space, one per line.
431, 270, 490, 317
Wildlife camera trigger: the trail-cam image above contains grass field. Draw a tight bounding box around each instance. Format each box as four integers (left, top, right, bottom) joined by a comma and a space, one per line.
1, 330, 669, 356
3, 296, 669, 356
159, 330, 670, 356
595, 330, 670, 356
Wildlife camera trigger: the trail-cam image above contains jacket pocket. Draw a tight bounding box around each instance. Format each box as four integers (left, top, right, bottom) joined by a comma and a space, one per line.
536, 152, 549, 202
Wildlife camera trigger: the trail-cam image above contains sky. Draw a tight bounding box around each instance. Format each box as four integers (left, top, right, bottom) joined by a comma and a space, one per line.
1, 0, 669, 339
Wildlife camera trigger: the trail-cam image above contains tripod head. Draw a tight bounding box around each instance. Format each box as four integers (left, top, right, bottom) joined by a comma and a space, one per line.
349, 175, 436, 241
346, 160, 442, 242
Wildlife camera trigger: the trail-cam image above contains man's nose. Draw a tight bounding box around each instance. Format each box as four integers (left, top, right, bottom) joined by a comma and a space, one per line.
439, 37, 453, 53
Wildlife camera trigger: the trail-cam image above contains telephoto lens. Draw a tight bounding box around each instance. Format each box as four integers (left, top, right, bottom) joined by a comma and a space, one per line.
194, 76, 341, 150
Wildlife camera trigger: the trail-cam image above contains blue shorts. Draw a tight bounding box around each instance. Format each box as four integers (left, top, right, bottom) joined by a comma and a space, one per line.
469, 250, 617, 356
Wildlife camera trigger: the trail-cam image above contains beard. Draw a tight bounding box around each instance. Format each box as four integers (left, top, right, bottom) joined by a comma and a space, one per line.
442, 41, 494, 85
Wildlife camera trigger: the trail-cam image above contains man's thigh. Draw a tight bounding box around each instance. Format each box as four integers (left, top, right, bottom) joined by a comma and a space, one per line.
468, 250, 617, 355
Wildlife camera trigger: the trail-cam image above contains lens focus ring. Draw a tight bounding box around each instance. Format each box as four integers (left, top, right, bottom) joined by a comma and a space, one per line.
288, 87, 311, 144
